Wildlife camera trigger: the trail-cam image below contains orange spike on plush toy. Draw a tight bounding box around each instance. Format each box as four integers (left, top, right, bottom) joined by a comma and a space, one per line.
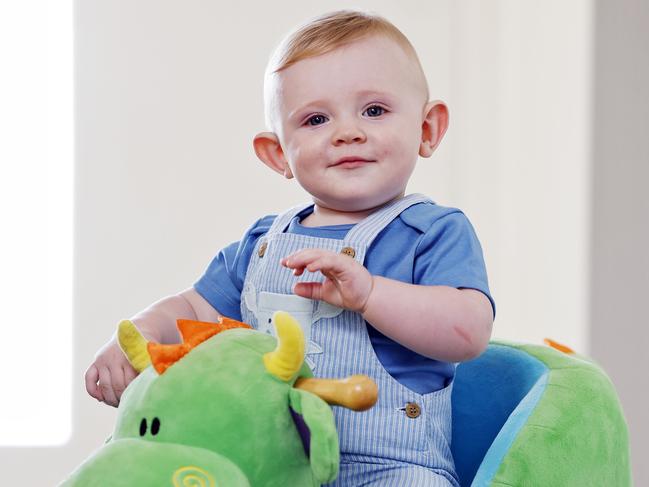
148, 317, 251, 374
543, 338, 575, 354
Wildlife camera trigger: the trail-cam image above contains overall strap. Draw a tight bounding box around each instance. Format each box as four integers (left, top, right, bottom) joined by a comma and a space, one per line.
266, 202, 314, 236
345, 193, 432, 245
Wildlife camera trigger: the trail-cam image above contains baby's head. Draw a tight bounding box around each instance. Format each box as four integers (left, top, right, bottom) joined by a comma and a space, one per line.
254, 10, 448, 214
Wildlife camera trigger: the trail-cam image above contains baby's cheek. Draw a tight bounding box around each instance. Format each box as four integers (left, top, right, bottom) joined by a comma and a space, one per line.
293, 141, 322, 167
381, 142, 410, 166
379, 128, 408, 151
376, 142, 396, 159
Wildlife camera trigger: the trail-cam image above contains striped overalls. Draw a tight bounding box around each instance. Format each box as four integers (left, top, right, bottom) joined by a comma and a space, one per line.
241, 194, 459, 486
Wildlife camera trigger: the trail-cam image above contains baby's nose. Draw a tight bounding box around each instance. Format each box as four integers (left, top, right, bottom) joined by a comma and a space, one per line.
331, 123, 367, 145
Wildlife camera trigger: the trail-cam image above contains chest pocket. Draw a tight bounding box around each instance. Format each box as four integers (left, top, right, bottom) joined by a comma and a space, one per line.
244, 287, 343, 369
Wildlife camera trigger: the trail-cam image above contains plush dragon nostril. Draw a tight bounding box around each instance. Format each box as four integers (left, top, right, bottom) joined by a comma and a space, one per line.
139, 418, 147, 436
151, 417, 161, 435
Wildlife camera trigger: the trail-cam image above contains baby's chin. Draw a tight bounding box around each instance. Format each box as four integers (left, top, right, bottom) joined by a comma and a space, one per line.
313, 191, 405, 216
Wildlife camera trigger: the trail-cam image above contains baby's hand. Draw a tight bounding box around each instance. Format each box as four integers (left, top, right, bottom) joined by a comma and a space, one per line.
85, 337, 138, 407
281, 249, 374, 313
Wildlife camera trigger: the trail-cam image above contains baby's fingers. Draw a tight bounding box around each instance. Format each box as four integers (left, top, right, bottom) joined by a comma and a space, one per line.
98, 366, 119, 407
111, 366, 128, 402
282, 249, 344, 274
282, 248, 327, 268
293, 281, 325, 301
122, 364, 138, 395
85, 364, 103, 402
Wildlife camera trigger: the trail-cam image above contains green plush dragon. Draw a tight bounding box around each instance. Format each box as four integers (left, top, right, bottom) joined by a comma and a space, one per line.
62, 308, 631, 486
61, 311, 377, 486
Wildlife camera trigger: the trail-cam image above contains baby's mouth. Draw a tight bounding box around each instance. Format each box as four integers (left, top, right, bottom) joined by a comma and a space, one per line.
330, 156, 376, 168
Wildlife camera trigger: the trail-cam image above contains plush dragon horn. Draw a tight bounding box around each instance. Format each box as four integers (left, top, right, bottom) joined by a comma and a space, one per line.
117, 320, 152, 373
295, 375, 378, 411
263, 311, 305, 381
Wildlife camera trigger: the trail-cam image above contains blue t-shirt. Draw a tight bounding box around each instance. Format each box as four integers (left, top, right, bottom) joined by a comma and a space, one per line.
195, 201, 494, 394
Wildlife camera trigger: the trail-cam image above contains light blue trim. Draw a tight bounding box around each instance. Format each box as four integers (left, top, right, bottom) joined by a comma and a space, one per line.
471, 368, 549, 486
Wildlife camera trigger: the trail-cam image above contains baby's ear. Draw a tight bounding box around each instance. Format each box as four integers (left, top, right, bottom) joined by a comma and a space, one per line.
419, 101, 449, 158
253, 132, 294, 179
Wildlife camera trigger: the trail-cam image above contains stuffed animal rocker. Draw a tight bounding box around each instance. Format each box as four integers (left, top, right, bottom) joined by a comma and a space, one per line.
63, 312, 631, 486
61, 311, 377, 486
452, 339, 631, 486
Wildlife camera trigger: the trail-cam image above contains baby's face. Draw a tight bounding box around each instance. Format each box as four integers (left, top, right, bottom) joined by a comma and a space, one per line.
271, 36, 431, 213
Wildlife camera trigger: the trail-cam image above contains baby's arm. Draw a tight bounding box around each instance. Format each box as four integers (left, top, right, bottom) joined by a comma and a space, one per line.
85, 288, 220, 407
128, 288, 221, 343
282, 250, 493, 362
361, 279, 492, 361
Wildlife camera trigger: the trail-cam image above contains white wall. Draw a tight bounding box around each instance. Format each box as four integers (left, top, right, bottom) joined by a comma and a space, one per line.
440, 2, 593, 350
4, 1, 644, 484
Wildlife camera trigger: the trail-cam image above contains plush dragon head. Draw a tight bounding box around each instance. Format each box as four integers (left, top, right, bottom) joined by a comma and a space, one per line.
62, 311, 377, 487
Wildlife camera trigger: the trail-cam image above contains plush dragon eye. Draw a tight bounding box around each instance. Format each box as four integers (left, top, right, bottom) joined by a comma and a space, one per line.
151, 417, 161, 436
139, 417, 161, 436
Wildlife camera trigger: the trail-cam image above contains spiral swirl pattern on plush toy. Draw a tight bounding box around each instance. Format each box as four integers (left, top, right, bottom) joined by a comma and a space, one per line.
172, 466, 215, 487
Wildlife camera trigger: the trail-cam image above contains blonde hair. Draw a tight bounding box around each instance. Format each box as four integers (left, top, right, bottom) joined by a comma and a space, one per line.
264, 10, 429, 130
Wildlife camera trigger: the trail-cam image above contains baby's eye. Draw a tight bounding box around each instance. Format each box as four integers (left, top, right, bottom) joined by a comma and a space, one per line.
363, 105, 386, 117
306, 114, 328, 126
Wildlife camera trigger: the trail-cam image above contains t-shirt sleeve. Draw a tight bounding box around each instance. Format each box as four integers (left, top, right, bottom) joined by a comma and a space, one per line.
413, 211, 496, 316
193, 215, 275, 321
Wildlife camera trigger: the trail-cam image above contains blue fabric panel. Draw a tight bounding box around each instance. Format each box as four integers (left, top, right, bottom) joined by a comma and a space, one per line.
472, 373, 548, 486
451, 345, 549, 487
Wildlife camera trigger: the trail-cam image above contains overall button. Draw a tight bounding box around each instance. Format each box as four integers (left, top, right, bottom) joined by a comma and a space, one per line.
404, 402, 421, 418
340, 246, 356, 258
258, 242, 268, 258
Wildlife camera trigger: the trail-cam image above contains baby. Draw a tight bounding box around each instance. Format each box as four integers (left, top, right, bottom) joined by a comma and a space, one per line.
86, 10, 494, 486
